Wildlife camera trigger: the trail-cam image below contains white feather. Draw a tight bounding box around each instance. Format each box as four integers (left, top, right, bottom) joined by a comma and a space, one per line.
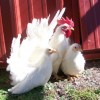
7, 34, 21, 71
49, 8, 66, 31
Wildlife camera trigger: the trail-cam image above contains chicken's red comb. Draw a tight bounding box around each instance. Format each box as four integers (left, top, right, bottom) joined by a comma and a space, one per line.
57, 17, 74, 27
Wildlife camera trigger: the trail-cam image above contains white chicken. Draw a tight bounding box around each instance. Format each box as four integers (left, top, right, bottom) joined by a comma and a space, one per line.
8, 46, 56, 94
49, 17, 74, 79
61, 43, 85, 79
6, 8, 66, 94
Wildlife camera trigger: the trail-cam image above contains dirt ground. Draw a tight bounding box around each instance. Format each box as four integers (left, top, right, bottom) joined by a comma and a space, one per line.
48, 60, 100, 99
70, 60, 100, 90
58, 59, 100, 89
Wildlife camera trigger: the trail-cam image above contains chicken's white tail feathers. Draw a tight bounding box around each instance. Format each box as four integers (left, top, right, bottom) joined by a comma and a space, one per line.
6, 34, 21, 71
40, 8, 66, 43
8, 34, 21, 59
26, 8, 65, 45
57, 8, 66, 20
47, 14, 50, 21
11, 34, 21, 54
49, 8, 66, 31
26, 18, 49, 46
49, 10, 60, 29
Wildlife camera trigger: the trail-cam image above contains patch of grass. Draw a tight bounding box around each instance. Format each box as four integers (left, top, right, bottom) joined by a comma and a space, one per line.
0, 89, 8, 100
7, 86, 45, 100
94, 89, 100, 95
44, 82, 56, 100
0, 86, 45, 100
65, 84, 100, 100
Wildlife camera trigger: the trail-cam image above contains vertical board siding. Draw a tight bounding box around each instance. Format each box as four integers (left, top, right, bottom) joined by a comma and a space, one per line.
78, 0, 98, 50
10, 0, 22, 35
19, 0, 29, 33
78, 0, 88, 49
27, 0, 48, 21
0, 3, 6, 61
64, 0, 73, 18
9, 0, 29, 34
27, 0, 34, 22
1, 0, 14, 56
63, 0, 74, 41
47, 0, 56, 13
47, 0, 56, 20
85, 0, 95, 50
47, 0, 63, 22
32, 0, 44, 18
72, 0, 80, 44
41, 0, 48, 17
64, 0, 80, 44
56, 0, 64, 10
92, 0, 100, 48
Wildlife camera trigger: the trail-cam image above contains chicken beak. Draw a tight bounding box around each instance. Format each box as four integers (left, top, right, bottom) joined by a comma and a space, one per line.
49, 49, 56, 54
71, 27, 74, 30
52, 49, 56, 53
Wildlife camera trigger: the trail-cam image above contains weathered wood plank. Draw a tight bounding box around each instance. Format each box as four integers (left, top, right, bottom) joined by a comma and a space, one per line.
78, 0, 95, 50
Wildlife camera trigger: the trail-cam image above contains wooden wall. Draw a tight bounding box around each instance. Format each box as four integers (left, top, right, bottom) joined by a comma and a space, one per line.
0, 0, 100, 68
78, 0, 100, 59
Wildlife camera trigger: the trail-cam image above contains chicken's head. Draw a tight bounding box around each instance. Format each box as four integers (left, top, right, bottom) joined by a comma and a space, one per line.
45, 47, 56, 55
57, 17, 74, 38
71, 43, 82, 52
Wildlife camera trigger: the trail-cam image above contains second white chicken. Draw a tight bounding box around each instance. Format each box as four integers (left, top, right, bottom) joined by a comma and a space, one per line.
61, 43, 85, 77
49, 17, 74, 79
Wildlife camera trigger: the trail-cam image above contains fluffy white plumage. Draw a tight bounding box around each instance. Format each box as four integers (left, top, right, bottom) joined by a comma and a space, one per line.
6, 8, 66, 94
61, 43, 85, 76
6, 34, 41, 85
8, 47, 55, 94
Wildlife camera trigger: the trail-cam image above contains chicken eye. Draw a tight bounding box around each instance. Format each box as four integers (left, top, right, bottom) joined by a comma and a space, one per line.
74, 46, 77, 49
62, 26, 67, 30
48, 48, 51, 51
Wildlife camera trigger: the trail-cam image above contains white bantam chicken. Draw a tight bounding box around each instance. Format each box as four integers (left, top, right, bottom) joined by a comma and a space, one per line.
8, 46, 56, 94
6, 8, 66, 94
49, 17, 74, 79
61, 43, 85, 79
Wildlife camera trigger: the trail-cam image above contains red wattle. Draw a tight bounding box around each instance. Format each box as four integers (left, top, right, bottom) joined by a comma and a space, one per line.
65, 30, 71, 38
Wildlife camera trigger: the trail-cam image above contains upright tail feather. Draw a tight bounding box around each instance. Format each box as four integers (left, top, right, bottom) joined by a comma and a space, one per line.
7, 34, 21, 71
26, 8, 66, 45
10, 34, 21, 56
49, 8, 66, 32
